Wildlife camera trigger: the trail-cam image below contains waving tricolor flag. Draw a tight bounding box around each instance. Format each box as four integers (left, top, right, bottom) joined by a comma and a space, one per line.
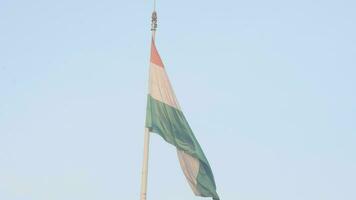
145, 38, 220, 200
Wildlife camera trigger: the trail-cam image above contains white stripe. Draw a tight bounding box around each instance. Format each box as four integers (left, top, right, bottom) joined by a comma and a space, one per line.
149, 63, 180, 109
149, 63, 201, 193
177, 149, 201, 195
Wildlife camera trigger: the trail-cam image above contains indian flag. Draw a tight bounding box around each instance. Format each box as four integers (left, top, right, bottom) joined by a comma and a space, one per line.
145, 38, 220, 200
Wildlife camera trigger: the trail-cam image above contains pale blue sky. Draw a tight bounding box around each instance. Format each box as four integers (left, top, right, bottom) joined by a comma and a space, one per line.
1, 0, 355, 200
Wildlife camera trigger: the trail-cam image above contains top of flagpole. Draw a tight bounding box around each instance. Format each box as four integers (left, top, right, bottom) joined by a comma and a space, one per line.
151, 0, 158, 39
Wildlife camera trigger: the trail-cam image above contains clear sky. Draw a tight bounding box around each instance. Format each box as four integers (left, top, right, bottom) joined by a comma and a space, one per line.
1, 0, 355, 200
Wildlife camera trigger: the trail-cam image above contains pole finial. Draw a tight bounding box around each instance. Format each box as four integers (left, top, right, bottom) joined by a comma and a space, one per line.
151, 10, 157, 32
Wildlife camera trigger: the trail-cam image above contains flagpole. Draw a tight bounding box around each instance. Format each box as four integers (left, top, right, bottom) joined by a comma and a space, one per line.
140, 4, 157, 200
140, 127, 150, 200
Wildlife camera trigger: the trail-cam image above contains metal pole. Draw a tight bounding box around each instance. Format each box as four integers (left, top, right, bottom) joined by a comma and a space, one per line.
140, 8, 158, 200
140, 128, 150, 200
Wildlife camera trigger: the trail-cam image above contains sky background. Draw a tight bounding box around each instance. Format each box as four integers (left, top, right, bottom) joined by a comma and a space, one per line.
1, 0, 355, 200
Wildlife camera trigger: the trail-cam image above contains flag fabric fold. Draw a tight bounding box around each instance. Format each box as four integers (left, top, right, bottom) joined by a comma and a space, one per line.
145, 39, 220, 200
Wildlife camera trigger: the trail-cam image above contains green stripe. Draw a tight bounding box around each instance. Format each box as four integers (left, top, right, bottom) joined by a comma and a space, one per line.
146, 95, 219, 200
